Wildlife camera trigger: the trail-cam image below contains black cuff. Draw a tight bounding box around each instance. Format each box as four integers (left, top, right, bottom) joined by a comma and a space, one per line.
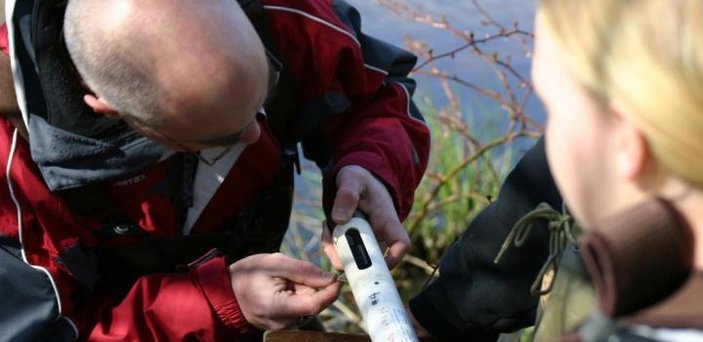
409, 288, 499, 342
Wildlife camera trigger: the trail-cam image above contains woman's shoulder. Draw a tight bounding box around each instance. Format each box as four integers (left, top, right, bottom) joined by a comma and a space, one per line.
565, 273, 703, 342
625, 272, 703, 331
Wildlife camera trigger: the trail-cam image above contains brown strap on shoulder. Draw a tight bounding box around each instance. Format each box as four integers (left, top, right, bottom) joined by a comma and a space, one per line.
579, 198, 694, 317
0, 52, 28, 140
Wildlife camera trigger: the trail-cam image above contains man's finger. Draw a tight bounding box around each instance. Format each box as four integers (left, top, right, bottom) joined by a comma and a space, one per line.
385, 240, 410, 269
273, 281, 342, 317
331, 186, 360, 224
321, 221, 343, 270
332, 169, 364, 224
374, 218, 409, 269
269, 255, 336, 287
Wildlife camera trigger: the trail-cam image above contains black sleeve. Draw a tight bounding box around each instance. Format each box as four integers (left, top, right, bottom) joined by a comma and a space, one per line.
409, 138, 562, 341
0, 237, 77, 342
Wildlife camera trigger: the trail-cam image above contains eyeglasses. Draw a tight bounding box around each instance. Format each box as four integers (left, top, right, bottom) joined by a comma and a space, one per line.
123, 110, 260, 166
171, 116, 256, 166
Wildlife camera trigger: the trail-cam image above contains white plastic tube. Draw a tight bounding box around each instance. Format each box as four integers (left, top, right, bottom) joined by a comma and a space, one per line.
332, 216, 419, 342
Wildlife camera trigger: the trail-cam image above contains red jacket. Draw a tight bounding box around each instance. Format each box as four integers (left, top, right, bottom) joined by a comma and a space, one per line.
0, 0, 429, 340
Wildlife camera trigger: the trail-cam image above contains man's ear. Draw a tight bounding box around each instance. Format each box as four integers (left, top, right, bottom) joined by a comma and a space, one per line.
612, 105, 650, 182
83, 94, 121, 119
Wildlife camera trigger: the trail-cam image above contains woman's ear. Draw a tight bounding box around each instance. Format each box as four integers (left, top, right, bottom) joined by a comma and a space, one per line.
83, 94, 121, 119
612, 105, 650, 182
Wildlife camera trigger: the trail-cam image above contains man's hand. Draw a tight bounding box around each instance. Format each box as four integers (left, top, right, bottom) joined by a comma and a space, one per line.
322, 165, 410, 270
229, 253, 342, 331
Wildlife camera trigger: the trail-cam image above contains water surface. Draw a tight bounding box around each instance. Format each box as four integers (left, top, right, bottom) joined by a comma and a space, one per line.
349, 0, 543, 126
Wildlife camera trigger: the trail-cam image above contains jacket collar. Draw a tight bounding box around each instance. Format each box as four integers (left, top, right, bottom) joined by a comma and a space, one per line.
6, 0, 168, 190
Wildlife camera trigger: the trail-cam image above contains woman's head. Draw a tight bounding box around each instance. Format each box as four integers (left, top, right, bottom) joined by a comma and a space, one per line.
533, 0, 703, 227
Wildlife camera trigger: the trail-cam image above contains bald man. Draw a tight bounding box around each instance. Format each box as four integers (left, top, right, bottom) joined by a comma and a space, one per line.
0, 0, 429, 340
64, 0, 269, 150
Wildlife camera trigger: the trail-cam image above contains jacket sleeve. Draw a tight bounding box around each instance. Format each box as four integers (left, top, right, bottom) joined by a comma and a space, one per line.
0, 114, 255, 341
262, 0, 430, 221
409, 138, 563, 341
87, 256, 256, 341
0, 25, 82, 339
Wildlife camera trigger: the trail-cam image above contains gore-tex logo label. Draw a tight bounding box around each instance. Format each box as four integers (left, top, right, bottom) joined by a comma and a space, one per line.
112, 174, 147, 187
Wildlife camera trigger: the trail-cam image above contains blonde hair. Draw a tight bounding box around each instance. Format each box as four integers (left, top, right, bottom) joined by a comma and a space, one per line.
538, 0, 703, 185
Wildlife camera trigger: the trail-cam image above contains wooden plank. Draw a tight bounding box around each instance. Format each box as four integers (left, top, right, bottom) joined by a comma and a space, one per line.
263, 331, 371, 342
264, 331, 438, 342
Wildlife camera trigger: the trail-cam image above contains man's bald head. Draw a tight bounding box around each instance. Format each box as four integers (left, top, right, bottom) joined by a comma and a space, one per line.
64, 0, 269, 147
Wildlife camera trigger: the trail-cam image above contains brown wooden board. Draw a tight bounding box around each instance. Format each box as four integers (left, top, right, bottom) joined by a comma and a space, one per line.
263, 330, 438, 342
263, 331, 371, 342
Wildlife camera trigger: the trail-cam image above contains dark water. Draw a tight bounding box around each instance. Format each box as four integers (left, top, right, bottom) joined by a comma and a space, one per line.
349, 0, 544, 127
351, 0, 536, 46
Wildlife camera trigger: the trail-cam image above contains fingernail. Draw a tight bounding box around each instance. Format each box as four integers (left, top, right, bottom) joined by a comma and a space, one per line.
333, 207, 351, 221
322, 271, 335, 281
